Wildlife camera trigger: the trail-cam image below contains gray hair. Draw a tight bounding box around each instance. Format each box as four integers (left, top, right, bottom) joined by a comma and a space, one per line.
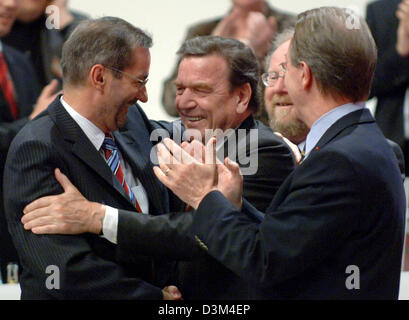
264, 28, 295, 71
61, 16, 153, 87
289, 7, 377, 102
177, 36, 261, 113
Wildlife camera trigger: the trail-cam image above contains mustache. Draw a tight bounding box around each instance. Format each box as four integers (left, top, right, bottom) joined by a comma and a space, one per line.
270, 94, 293, 107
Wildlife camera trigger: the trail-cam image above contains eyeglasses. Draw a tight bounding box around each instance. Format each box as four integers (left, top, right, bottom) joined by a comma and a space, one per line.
105, 65, 149, 88
261, 62, 287, 87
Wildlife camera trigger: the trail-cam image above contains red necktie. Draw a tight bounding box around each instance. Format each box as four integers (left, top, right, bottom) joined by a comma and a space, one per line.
0, 52, 18, 119
102, 134, 142, 212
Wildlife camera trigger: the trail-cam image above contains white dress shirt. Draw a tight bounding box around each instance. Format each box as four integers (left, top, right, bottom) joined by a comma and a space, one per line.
60, 96, 149, 244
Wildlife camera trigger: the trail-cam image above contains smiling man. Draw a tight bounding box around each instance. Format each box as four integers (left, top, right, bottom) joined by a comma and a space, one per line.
3, 17, 181, 300
19, 36, 296, 300
263, 30, 309, 145
160, 36, 295, 211
154, 7, 406, 299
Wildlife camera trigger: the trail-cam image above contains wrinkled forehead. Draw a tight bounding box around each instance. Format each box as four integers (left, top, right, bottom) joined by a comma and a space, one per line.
177, 54, 230, 82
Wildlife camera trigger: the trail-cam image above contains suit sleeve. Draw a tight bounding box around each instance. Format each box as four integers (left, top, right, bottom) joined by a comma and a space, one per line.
191, 150, 361, 288
116, 210, 201, 261
0, 118, 30, 152
3, 139, 163, 299
0, 50, 41, 153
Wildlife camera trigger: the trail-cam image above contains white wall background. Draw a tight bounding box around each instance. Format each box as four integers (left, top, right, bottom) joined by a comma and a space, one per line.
68, 0, 375, 121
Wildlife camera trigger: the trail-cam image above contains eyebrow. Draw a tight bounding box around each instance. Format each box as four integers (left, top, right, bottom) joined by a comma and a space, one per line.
174, 81, 213, 91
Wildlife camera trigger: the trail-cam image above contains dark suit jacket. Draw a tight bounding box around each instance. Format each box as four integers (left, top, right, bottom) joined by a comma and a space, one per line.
0, 43, 41, 282
115, 112, 295, 299
191, 108, 406, 299
366, 0, 409, 173
3, 97, 169, 299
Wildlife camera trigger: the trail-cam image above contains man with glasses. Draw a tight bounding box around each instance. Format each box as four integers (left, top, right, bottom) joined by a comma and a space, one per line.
154, 7, 406, 299
263, 29, 309, 148
3, 17, 181, 300
19, 36, 296, 299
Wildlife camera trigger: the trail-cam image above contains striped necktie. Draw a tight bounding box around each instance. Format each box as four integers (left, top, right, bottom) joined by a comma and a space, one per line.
0, 52, 18, 119
102, 134, 142, 212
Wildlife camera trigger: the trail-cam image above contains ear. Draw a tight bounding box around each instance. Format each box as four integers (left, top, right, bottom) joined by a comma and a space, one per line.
89, 64, 106, 91
299, 61, 312, 90
235, 82, 251, 114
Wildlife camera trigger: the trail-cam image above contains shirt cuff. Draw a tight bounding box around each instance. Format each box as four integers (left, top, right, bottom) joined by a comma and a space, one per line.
102, 205, 118, 244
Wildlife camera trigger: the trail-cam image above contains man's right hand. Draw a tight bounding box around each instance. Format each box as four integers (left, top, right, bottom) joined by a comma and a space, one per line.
30, 79, 61, 119
22, 168, 105, 235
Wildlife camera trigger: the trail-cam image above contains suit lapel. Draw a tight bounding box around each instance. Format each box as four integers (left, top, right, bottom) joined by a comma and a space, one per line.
115, 122, 168, 214
48, 97, 131, 205
219, 115, 255, 162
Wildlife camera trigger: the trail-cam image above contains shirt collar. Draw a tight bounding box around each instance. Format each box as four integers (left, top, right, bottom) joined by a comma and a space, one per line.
60, 96, 106, 151
304, 102, 365, 159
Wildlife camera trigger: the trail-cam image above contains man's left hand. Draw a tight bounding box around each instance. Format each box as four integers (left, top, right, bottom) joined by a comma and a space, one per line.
153, 138, 218, 209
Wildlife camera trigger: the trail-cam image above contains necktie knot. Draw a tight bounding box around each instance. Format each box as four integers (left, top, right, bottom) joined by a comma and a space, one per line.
102, 134, 117, 152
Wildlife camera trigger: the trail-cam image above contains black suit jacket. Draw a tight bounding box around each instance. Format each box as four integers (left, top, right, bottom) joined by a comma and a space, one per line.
366, 0, 409, 162
3, 97, 169, 299
115, 112, 295, 299
192, 108, 406, 299
0, 43, 41, 282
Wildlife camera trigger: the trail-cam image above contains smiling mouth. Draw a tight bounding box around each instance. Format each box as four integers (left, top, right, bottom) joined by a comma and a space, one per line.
275, 103, 293, 107
186, 116, 204, 122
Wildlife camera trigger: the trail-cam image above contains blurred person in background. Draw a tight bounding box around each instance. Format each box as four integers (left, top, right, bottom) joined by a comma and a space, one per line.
366, 0, 409, 176
3, 0, 87, 87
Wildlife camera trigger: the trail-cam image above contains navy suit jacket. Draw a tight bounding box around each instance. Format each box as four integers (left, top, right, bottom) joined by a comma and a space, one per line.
192, 108, 406, 299
3, 97, 169, 299
0, 43, 41, 282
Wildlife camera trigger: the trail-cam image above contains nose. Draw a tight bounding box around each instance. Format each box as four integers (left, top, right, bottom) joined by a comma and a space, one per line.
138, 86, 148, 103
272, 77, 287, 94
175, 88, 197, 111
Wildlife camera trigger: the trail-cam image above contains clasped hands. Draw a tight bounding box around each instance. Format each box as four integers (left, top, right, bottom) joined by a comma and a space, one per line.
153, 137, 243, 211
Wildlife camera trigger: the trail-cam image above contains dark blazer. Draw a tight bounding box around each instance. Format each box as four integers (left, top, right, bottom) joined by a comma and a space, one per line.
366, 0, 409, 173
3, 97, 169, 299
191, 108, 406, 299
116, 112, 295, 299
0, 43, 41, 282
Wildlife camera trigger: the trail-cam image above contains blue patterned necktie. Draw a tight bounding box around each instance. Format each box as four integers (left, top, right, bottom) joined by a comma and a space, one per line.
101, 134, 141, 212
